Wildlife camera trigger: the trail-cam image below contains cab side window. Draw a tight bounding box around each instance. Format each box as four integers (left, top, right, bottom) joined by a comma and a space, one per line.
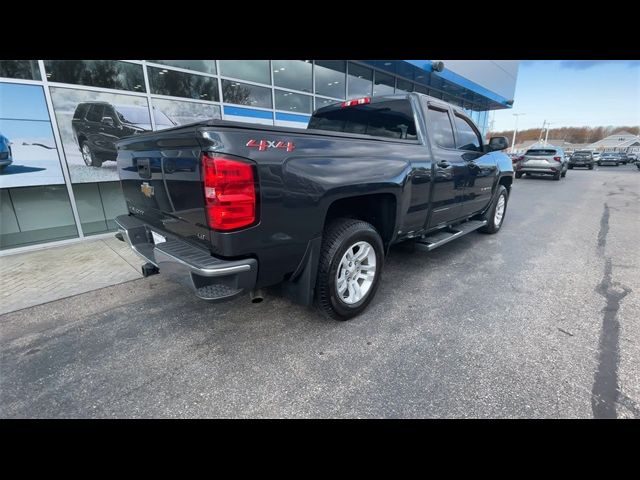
454, 113, 482, 152
427, 106, 455, 149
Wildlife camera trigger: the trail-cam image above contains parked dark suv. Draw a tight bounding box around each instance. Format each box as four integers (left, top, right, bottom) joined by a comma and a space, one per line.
568, 150, 595, 170
72, 102, 175, 167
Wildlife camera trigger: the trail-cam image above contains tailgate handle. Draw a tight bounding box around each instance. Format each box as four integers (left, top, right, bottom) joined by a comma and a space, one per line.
136, 158, 151, 179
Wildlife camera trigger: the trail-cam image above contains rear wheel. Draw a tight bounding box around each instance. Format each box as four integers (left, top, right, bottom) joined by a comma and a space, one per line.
561, 169, 567, 178
515, 172, 523, 179
553, 171, 561, 181
315, 218, 384, 321
588, 165, 594, 170
568, 165, 573, 169
81, 141, 102, 168
479, 185, 508, 234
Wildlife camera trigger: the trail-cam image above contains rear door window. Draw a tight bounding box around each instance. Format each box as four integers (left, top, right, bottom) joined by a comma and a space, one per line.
427, 106, 455, 149
85, 105, 104, 122
73, 104, 90, 120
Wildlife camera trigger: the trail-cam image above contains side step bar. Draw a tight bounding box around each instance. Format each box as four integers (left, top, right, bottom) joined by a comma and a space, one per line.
414, 220, 487, 252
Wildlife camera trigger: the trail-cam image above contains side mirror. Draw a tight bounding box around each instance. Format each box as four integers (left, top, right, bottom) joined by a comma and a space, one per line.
488, 136, 509, 151
101, 116, 115, 127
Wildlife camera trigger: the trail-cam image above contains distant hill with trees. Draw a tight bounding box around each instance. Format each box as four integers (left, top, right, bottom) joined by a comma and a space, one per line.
487, 126, 640, 143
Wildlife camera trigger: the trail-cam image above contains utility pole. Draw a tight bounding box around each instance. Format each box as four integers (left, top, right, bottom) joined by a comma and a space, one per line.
539, 120, 547, 144
511, 113, 526, 153
544, 122, 553, 145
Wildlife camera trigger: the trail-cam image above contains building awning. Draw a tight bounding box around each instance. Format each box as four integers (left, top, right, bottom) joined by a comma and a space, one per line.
361, 60, 513, 111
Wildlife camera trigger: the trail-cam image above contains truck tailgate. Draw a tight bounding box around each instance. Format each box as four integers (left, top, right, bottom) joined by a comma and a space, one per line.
116, 131, 210, 245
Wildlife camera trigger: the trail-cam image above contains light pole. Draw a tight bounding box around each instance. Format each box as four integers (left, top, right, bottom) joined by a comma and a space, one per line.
511, 113, 526, 153
544, 122, 553, 145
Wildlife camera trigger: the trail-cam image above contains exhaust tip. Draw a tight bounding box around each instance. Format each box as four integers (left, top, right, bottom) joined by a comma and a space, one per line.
250, 289, 264, 304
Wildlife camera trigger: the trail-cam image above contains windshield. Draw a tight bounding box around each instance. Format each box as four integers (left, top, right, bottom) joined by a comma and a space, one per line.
526, 149, 557, 156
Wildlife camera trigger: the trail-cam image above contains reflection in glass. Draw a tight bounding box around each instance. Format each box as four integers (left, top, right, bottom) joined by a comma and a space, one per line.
151, 98, 221, 130
315, 97, 339, 110
147, 60, 216, 75
347, 62, 373, 99
396, 79, 413, 93
219, 60, 270, 84
314, 60, 346, 99
147, 66, 219, 101
221, 80, 272, 108
0, 185, 78, 249
43, 60, 145, 92
373, 71, 395, 96
272, 60, 312, 93
0, 60, 41, 80
274, 90, 312, 114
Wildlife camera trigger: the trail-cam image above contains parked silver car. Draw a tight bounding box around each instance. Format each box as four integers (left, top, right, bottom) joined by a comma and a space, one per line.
0, 132, 13, 172
598, 153, 621, 166
515, 146, 568, 181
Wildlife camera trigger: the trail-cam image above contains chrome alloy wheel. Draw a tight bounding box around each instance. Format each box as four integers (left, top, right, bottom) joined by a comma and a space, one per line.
81, 143, 92, 166
494, 194, 506, 226
335, 241, 376, 305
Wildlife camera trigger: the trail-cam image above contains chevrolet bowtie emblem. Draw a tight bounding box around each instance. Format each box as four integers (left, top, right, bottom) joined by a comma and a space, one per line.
141, 182, 154, 198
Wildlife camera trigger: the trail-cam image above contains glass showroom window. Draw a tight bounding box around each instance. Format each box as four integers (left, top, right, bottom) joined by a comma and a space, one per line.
221, 80, 272, 109
219, 60, 271, 85
43, 60, 145, 92
396, 78, 414, 93
315, 97, 340, 110
147, 60, 216, 75
151, 98, 221, 130
0, 60, 41, 80
272, 60, 312, 93
147, 67, 220, 102
347, 63, 373, 99
314, 60, 346, 99
373, 71, 395, 96
0, 82, 78, 249
274, 90, 312, 114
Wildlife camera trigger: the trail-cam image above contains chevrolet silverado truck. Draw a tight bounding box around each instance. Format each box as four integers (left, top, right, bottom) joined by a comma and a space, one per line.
115, 93, 513, 320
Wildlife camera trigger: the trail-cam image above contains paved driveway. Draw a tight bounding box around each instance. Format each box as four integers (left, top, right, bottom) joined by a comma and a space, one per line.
1, 166, 639, 418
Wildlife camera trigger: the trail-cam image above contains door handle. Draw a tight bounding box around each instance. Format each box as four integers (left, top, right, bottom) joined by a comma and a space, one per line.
437, 160, 450, 168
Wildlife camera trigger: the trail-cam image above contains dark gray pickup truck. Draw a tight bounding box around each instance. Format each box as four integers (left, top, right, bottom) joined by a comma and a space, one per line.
115, 93, 513, 320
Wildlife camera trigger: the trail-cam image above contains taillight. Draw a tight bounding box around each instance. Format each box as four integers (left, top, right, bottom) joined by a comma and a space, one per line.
201, 153, 256, 231
341, 97, 371, 108
553, 156, 561, 162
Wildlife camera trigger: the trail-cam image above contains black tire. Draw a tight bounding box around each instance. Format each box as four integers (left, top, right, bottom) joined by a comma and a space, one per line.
80, 141, 102, 168
588, 165, 594, 170
479, 185, 508, 234
315, 218, 384, 321
553, 171, 561, 181
568, 165, 573, 169
597, 162, 601, 166
515, 172, 523, 179
561, 169, 567, 177
0, 165, 5, 173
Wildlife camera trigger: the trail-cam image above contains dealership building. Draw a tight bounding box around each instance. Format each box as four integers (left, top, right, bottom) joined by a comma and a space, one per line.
0, 60, 519, 252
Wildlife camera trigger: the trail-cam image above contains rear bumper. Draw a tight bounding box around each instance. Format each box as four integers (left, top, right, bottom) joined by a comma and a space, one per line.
517, 165, 558, 175
115, 214, 257, 301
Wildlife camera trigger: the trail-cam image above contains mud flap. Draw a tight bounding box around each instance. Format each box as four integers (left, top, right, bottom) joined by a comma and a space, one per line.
282, 237, 322, 306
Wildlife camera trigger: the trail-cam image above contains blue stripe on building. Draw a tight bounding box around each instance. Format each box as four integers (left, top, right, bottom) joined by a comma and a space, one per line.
223, 106, 274, 120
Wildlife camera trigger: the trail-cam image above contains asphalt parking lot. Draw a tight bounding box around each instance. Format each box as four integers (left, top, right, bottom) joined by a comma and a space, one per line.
1, 164, 639, 418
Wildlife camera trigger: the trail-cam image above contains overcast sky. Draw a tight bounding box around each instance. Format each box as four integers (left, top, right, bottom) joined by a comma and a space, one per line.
491, 60, 640, 132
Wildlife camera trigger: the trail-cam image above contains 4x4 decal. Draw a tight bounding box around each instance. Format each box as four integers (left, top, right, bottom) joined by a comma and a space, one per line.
246, 139, 295, 152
